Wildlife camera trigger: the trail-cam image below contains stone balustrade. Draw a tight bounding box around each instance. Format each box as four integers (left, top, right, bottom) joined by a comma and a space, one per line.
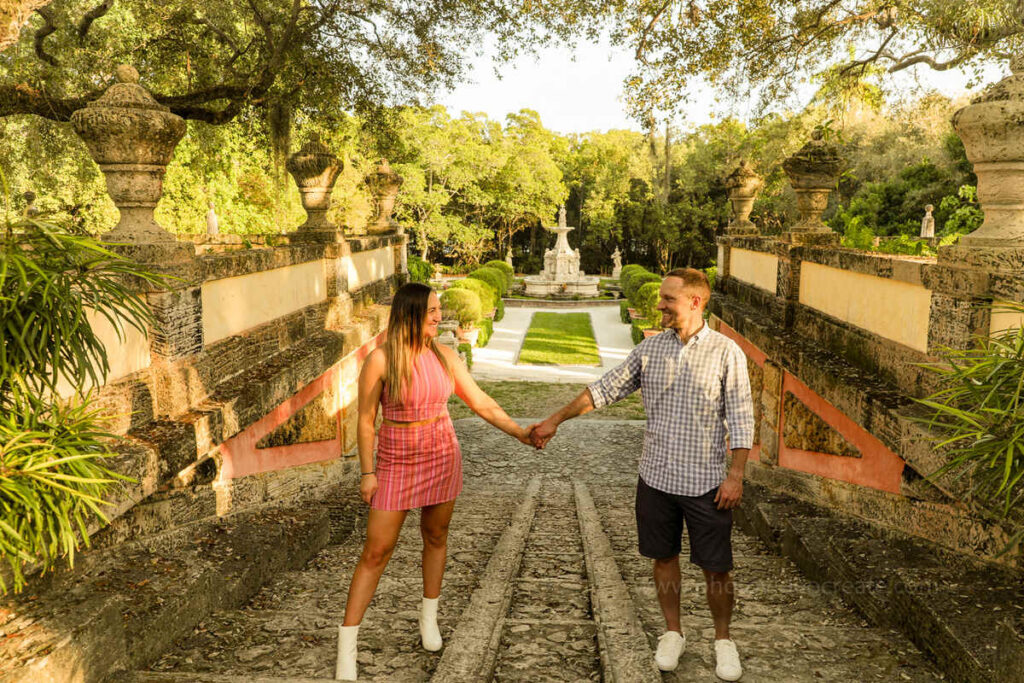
50, 65, 410, 547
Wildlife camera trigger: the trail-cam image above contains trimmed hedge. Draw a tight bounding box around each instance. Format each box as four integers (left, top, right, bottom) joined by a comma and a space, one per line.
440, 288, 481, 327
408, 254, 432, 283
619, 264, 645, 290
450, 277, 496, 314
458, 342, 473, 369
627, 272, 661, 307
495, 297, 505, 322
483, 260, 514, 289
477, 317, 493, 347
469, 266, 507, 297
620, 300, 631, 324
637, 281, 661, 322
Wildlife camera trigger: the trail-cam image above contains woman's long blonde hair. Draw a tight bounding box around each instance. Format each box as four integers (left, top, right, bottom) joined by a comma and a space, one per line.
383, 283, 453, 404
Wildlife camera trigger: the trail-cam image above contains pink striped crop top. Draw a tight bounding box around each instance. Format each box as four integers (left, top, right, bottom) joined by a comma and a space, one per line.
380, 349, 454, 421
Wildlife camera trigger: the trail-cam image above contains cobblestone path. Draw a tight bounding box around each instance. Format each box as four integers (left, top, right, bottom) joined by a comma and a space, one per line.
130, 419, 943, 682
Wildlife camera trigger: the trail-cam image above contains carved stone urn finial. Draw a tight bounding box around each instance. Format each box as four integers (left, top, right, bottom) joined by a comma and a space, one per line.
70, 64, 186, 243
286, 135, 343, 235
782, 127, 842, 235
724, 160, 763, 236
948, 55, 1024, 267
366, 159, 403, 234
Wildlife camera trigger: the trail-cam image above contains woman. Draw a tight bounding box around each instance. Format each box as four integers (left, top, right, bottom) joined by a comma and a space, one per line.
336, 282, 531, 680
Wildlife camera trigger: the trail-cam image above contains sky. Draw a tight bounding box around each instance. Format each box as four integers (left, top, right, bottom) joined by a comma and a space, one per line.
437, 39, 1006, 136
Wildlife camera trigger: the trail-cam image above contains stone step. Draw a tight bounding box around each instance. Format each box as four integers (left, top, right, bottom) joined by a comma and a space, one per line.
739, 483, 1024, 683
0, 499, 332, 683
431, 477, 541, 682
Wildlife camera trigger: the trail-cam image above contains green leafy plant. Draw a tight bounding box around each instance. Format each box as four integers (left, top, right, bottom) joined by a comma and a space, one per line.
477, 317, 493, 347
440, 288, 482, 328
469, 266, 507, 297
407, 254, 433, 283
483, 260, 514, 289
917, 302, 1024, 552
457, 342, 473, 369
636, 281, 661, 326
450, 277, 497, 314
1, 176, 164, 592
620, 300, 631, 324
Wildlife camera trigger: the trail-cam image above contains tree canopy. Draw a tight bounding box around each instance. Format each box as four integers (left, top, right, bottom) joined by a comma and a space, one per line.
607, 0, 1023, 120
0, 0, 603, 124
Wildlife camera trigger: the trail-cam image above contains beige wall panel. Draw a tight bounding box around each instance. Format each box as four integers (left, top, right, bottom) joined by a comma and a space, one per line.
203, 261, 327, 345
990, 302, 1024, 337
57, 308, 151, 397
799, 262, 931, 352
731, 248, 778, 293
346, 247, 395, 291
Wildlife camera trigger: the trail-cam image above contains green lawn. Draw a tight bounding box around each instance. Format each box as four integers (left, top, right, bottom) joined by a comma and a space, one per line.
448, 381, 645, 420
517, 312, 601, 366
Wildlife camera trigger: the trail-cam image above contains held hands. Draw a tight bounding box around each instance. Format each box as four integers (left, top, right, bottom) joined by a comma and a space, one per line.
526, 418, 558, 450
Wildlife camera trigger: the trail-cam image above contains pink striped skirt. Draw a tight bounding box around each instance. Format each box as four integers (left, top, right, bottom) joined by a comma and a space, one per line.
371, 416, 463, 511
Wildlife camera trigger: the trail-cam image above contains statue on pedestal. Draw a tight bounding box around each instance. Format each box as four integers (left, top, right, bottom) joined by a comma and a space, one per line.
206, 201, 219, 236
920, 204, 935, 239
611, 247, 622, 278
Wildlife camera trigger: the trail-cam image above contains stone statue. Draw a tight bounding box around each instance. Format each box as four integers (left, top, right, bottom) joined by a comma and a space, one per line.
558, 204, 567, 228
505, 247, 513, 268
206, 201, 219, 236
611, 247, 622, 279
920, 204, 935, 239
23, 191, 39, 217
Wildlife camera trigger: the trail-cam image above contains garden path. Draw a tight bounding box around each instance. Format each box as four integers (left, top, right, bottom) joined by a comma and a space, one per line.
133, 419, 942, 681
471, 305, 634, 382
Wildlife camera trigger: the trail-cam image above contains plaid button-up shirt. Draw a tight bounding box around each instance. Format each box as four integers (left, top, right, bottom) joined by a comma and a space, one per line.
588, 322, 754, 496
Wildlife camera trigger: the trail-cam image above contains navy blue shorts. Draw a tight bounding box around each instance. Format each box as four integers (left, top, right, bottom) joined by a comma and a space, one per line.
635, 476, 733, 572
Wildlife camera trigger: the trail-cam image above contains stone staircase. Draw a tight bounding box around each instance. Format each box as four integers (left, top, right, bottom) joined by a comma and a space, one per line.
90, 420, 957, 682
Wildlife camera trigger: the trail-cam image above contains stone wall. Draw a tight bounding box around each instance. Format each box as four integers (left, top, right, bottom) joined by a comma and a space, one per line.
75, 234, 403, 551
712, 234, 1024, 567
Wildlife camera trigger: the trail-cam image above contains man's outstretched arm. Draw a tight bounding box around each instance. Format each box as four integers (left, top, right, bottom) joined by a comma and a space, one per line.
529, 388, 596, 448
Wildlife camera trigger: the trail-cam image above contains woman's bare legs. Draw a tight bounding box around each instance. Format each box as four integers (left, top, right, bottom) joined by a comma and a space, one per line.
342, 508, 408, 626
420, 499, 456, 598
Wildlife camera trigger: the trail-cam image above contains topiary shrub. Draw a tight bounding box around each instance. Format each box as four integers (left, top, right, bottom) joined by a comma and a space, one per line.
457, 342, 473, 369
631, 321, 646, 345
469, 266, 507, 297
495, 297, 505, 322
621, 265, 652, 302
440, 288, 482, 328
637, 281, 662, 324
484, 260, 514, 289
628, 272, 661, 307
620, 299, 631, 324
477, 317, 494, 347
407, 254, 433, 283
619, 263, 645, 289
450, 277, 496, 314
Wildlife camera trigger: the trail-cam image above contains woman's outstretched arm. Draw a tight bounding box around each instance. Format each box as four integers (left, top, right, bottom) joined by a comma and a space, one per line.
356, 348, 386, 503
439, 345, 531, 445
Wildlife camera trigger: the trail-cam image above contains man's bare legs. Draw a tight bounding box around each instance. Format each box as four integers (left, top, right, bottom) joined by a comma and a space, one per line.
703, 569, 734, 640
653, 556, 682, 633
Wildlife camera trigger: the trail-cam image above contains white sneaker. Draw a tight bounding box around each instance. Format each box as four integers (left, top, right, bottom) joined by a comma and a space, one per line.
419, 596, 443, 651
714, 638, 743, 681
335, 624, 358, 680
654, 630, 685, 671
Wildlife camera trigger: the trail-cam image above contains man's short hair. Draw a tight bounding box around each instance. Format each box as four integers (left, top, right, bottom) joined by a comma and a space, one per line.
665, 268, 711, 306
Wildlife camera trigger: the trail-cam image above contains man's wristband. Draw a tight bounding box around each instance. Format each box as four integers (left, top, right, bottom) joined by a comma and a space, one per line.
361, 471, 375, 476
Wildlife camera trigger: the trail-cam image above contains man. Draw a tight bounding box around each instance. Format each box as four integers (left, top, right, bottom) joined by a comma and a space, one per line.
529, 268, 753, 681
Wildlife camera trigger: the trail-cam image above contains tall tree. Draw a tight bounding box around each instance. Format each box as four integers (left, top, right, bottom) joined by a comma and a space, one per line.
607, 0, 1024, 120
0, 0, 603, 125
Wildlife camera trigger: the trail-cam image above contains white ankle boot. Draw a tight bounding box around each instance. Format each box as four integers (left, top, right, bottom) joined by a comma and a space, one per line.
419, 596, 443, 651
335, 624, 359, 680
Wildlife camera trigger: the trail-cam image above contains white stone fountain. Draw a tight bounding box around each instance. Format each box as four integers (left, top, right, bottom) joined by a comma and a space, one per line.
524, 206, 600, 297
